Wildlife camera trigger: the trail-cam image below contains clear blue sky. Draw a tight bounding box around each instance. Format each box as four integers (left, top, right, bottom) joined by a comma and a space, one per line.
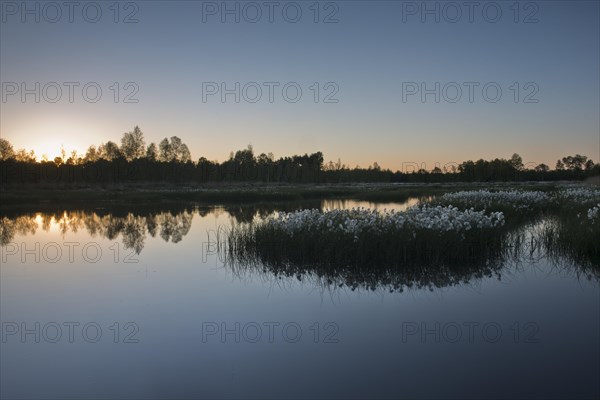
1, 0, 599, 170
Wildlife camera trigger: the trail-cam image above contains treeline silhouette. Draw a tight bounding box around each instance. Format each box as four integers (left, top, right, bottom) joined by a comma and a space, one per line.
1, 126, 598, 184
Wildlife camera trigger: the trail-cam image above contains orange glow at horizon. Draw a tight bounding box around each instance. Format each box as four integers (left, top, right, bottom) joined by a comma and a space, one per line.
4, 116, 100, 162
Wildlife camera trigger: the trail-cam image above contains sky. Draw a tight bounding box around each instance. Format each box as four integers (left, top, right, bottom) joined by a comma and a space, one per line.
1, 0, 599, 171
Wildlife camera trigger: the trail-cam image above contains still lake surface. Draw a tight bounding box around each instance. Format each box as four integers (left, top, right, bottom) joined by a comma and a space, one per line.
1, 199, 598, 399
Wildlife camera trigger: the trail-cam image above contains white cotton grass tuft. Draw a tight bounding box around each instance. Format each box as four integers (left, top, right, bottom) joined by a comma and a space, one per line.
557, 188, 600, 203
587, 203, 600, 222
262, 205, 505, 242
440, 190, 549, 211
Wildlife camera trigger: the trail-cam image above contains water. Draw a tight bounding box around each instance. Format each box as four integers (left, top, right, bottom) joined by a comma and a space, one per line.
1, 200, 598, 399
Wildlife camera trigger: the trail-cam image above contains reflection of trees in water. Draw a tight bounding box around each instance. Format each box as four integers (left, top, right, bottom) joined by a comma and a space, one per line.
122, 214, 147, 254
0, 201, 326, 249
223, 201, 322, 223
0, 215, 38, 246
157, 212, 193, 243
0, 203, 325, 253
2, 203, 317, 253
0, 208, 195, 254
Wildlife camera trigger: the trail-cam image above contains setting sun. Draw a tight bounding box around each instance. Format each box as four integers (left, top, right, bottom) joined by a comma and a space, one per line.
6, 117, 97, 161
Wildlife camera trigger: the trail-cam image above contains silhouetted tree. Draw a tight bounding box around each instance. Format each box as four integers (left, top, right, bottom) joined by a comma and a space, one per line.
584, 159, 595, 171
120, 126, 146, 161
158, 138, 173, 161
15, 149, 36, 162
66, 149, 80, 165
535, 163, 549, 172
562, 154, 588, 171
146, 142, 158, 161
98, 141, 121, 161
84, 145, 99, 162
0, 138, 15, 160
158, 136, 190, 162
509, 153, 524, 170
178, 144, 191, 163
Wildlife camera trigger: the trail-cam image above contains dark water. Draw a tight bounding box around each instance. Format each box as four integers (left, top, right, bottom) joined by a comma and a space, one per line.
1, 200, 598, 399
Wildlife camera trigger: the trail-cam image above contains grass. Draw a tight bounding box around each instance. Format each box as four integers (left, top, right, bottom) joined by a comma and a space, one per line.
221, 223, 539, 292
221, 186, 600, 285
225, 207, 510, 271
0, 181, 570, 209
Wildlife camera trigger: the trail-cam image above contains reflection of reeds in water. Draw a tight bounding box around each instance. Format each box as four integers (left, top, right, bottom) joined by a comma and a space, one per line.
221, 213, 599, 292
538, 191, 600, 273
221, 231, 512, 293
541, 216, 600, 278
222, 213, 514, 292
